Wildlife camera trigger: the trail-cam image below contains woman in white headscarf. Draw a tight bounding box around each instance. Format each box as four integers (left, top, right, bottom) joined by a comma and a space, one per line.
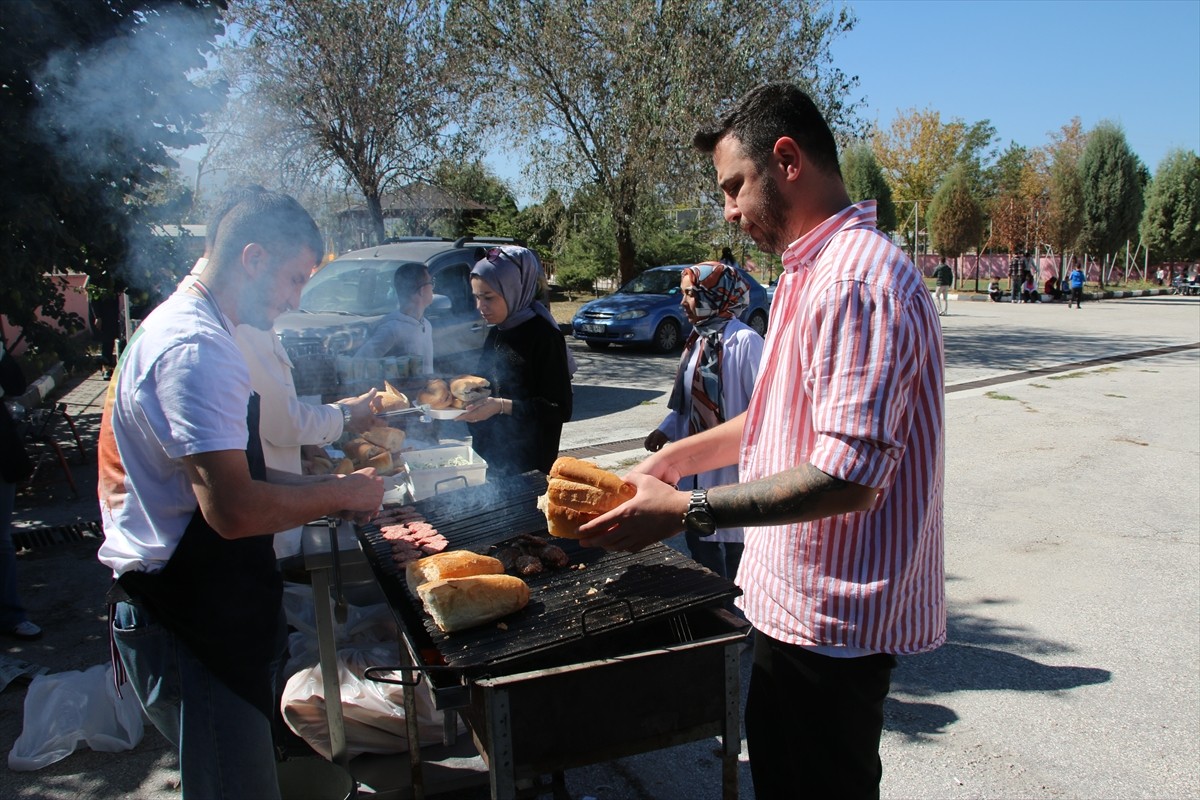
460, 246, 573, 479
644, 261, 763, 583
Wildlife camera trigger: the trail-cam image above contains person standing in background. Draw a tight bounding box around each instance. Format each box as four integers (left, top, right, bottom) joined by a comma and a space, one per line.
933, 257, 954, 315
1067, 263, 1086, 308
88, 278, 121, 380
645, 261, 763, 585
354, 262, 436, 376
579, 82, 946, 800
460, 245, 574, 479
0, 343, 40, 641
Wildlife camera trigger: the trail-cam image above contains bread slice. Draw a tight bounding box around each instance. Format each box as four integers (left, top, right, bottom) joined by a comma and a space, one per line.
417, 574, 530, 633
405, 551, 504, 595
362, 426, 406, 453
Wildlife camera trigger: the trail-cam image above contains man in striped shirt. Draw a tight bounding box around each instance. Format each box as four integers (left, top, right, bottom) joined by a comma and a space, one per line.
579, 83, 945, 799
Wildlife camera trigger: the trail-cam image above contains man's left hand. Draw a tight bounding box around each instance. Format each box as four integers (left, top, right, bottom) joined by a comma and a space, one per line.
577, 472, 688, 552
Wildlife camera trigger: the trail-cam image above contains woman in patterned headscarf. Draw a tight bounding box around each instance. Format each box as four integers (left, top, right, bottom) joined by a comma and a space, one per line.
645, 261, 764, 583
461, 245, 574, 479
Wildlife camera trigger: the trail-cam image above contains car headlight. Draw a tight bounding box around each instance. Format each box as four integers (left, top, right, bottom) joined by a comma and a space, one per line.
325, 329, 361, 355
615, 309, 647, 321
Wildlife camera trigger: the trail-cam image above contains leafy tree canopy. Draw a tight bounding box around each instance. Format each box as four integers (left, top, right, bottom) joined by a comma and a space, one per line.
0, 0, 226, 357
927, 164, 983, 260
841, 144, 896, 233
1139, 149, 1200, 262
1078, 121, 1145, 257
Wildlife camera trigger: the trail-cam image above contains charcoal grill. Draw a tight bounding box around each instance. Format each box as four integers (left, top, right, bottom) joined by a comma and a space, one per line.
353, 472, 749, 799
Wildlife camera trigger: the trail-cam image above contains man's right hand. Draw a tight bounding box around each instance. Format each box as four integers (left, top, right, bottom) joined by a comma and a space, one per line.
332, 469, 385, 523
338, 389, 380, 434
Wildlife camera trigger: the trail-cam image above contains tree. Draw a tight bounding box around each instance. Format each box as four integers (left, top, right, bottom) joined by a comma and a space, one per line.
1140, 149, 1200, 263
989, 142, 1049, 256
872, 108, 996, 241
0, 0, 226, 359
841, 144, 896, 232
229, 0, 477, 245
1078, 122, 1144, 266
446, 0, 861, 285
927, 165, 983, 262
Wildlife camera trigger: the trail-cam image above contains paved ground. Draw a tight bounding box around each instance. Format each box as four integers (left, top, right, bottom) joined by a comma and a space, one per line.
2, 292, 1198, 799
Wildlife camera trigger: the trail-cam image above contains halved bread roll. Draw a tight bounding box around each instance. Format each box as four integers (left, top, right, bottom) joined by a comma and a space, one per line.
362, 426, 406, 453
416, 574, 530, 633
417, 379, 452, 410
539, 457, 636, 538
405, 551, 504, 595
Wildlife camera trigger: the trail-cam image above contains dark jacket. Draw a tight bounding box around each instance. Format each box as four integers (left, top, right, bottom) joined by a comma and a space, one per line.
470, 315, 572, 478
1, 349, 33, 484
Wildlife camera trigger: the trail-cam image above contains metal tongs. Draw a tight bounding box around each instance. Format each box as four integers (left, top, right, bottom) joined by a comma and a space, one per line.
325, 516, 348, 624
374, 403, 432, 422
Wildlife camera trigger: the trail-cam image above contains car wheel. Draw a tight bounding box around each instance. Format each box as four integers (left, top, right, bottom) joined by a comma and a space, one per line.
586, 340, 610, 350
652, 319, 681, 353
748, 310, 768, 336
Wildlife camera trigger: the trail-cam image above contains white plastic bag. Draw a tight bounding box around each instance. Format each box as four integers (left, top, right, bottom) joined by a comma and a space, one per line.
281, 644, 457, 760
8, 663, 144, 771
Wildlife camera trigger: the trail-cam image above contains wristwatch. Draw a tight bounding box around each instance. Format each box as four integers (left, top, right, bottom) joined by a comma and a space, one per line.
337, 402, 353, 431
683, 488, 717, 536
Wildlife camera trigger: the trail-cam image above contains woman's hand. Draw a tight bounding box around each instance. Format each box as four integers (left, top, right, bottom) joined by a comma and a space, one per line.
457, 396, 507, 423
644, 430, 670, 453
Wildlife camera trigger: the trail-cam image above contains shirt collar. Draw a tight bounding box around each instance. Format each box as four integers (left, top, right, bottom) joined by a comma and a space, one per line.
781, 200, 878, 276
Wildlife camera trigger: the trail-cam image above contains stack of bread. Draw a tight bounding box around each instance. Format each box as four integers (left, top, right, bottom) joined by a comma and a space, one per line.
416, 375, 491, 410
537, 456, 636, 538
405, 551, 530, 633
305, 382, 411, 476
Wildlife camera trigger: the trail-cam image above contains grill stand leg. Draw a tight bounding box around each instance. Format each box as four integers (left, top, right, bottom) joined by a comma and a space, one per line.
399, 641, 426, 800
721, 642, 740, 800
311, 568, 349, 767
482, 687, 516, 799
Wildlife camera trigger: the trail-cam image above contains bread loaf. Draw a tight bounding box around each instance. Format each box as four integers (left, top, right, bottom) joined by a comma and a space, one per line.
449, 375, 491, 405
539, 457, 636, 538
405, 550, 504, 595
417, 574, 530, 633
417, 379, 452, 410
343, 439, 385, 463
362, 426, 406, 453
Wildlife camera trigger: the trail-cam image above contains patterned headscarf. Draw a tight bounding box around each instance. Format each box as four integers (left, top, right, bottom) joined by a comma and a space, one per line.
666, 261, 749, 435
471, 245, 577, 374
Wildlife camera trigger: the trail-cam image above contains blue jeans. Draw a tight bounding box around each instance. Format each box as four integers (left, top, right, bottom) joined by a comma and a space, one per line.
111, 600, 283, 800
0, 480, 29, 631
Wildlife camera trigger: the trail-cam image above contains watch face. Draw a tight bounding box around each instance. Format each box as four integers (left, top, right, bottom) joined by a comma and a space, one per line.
685, 509, 716, 536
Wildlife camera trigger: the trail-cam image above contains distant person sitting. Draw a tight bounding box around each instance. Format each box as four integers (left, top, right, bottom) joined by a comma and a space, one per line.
1021, 276, 1040, 304
356, 263, 435, 375
1043, 276, 1062, 301
988, 279, 1003, 302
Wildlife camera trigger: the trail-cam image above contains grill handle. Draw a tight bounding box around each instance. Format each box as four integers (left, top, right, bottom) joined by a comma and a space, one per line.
364, 664, 462, 687
580, 598, 636, 637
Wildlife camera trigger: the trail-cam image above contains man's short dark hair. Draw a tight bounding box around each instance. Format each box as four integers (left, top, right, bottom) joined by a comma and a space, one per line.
205, 184, 268, 252
393, 262, 429, 300
694, 83, 841, 178
209, 190, 323, 270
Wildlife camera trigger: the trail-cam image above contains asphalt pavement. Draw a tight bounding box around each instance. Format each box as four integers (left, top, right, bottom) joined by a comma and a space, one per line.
2, 292, 1198, 799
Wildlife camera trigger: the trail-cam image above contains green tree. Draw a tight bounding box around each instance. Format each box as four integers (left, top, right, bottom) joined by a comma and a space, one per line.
872, 108, 996, 242
446, 0, 861, 285
229, 0, 476, 245
0, 0, 225, 359
841, 144, 896, 232
1140, 149, 1200, 262
1078, 122, 1145, 266
927, 165, 983, 262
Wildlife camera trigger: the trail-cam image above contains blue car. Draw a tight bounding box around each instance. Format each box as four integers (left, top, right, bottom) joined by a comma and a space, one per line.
571, 265, 770, 353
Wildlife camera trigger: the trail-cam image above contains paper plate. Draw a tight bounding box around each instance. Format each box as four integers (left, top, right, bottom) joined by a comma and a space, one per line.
426, 408, 465, 420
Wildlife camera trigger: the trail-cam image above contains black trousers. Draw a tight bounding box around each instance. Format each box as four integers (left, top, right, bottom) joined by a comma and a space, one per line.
745, 632, 897, 800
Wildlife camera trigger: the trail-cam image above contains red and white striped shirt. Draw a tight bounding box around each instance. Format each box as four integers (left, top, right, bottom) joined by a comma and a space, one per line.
737, 201, 946, 655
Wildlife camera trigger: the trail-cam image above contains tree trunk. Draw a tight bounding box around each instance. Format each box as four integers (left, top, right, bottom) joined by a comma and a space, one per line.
366, 193, 386, 246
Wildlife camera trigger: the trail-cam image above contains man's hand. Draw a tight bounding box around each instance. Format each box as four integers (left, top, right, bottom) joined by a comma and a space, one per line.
338, 389, 380, 434
577, 472, 689, 552
331, 469, 385, 524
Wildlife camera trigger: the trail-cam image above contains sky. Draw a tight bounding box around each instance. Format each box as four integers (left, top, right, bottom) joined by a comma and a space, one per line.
483, 0, 1200, 202
831, 0, 1200, 170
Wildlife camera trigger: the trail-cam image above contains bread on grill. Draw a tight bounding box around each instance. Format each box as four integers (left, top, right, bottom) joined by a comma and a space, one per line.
405, 550, 504, 595
416, 574, 530, 633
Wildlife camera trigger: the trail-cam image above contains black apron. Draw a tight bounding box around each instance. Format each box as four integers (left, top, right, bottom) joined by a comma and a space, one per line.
115, 394, 284, 716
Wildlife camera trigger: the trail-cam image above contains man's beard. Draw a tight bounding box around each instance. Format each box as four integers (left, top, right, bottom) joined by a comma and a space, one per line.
753, 171, 791, 254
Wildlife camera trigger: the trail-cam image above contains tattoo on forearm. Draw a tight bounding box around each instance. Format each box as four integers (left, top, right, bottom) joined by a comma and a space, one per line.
713, 465, 848, 526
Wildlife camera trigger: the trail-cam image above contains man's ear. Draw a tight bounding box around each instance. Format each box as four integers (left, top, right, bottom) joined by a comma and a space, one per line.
773, 137, 805, 183
241, 243, 269, 278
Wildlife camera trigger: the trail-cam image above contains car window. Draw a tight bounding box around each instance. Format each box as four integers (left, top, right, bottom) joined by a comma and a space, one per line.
434, 262, 473, 313
624, 269, 681, 295
301, 260, 417, 315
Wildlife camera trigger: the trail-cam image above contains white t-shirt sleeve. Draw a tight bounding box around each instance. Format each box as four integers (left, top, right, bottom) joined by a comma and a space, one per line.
139, 338, 252, 459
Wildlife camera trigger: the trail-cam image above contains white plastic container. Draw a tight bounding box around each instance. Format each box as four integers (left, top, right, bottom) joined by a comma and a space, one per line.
402, 441, 487, 500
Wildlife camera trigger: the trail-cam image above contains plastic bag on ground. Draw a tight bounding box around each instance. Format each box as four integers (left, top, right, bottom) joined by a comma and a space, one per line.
8, 663, 144, 771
